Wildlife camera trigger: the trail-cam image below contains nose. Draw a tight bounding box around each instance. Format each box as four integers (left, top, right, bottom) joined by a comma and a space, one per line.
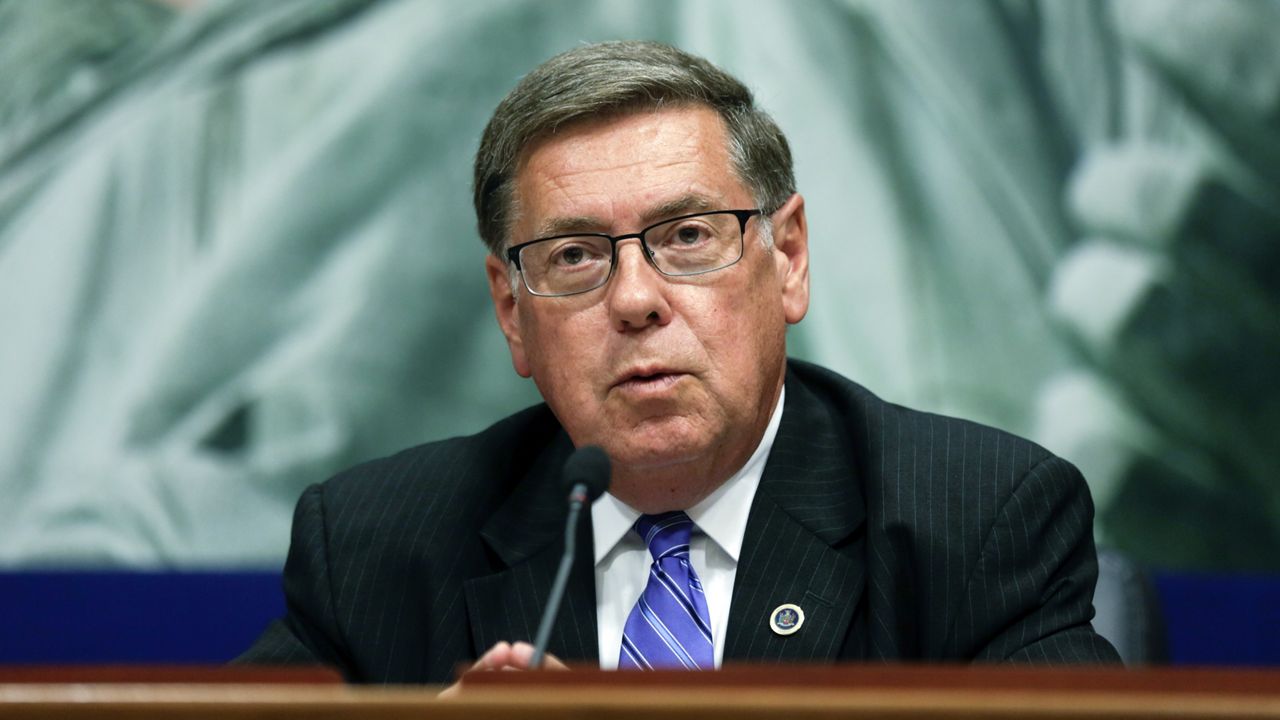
606, 239, 672, 332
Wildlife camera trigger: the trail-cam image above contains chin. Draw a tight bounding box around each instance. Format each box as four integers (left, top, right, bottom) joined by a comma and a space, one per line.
604, 427, 710, 471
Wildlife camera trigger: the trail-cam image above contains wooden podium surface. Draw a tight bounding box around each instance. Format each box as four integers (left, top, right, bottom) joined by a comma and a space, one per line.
1, 665, 1278, 719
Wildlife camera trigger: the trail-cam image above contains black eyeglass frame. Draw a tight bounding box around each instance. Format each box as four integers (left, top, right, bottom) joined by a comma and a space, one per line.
505, 208, 763, 297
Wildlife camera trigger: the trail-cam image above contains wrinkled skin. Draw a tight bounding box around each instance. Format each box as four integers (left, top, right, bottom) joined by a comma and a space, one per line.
486, 105, 810, 514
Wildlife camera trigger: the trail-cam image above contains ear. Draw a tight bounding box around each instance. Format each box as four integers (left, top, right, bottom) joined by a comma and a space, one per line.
770, 193, 810, 324
485, 254, 533, 378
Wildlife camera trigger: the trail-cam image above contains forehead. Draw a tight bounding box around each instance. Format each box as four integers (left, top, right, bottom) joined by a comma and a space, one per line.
511, 106, 749, 238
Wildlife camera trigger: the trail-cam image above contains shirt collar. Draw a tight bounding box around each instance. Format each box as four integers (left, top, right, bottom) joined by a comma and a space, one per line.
592, 386, 786, 564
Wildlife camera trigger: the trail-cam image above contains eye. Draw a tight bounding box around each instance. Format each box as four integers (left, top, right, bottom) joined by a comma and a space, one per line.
662, 222, 713, 248
675, 225, 708, 245
557, 245, 586, 265
546, 238, 608, 268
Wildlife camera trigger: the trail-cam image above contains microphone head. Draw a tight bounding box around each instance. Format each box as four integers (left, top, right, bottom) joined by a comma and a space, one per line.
562, 445, 611, 502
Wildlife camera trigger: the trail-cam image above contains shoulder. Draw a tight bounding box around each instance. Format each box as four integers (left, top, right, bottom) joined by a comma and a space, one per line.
301, 402, 561, 540
786, 361, 1109, 661
785, 358, 1078, 522
789, 358, 1057, 473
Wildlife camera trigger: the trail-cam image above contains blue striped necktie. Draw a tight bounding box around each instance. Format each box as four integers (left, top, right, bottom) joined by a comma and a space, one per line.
618, 511, 715, 670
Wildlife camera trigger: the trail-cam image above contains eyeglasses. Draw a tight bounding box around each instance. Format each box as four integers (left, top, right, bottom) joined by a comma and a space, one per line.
506, 209, 761, 297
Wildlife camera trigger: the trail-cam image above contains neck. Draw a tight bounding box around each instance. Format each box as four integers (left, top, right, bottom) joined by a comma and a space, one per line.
608, 448, 751, 515
609, 383, 783, 514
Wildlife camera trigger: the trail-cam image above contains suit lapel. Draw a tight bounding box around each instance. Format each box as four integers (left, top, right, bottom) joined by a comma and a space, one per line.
724, 367, 868, 663
462, 432, 599, 664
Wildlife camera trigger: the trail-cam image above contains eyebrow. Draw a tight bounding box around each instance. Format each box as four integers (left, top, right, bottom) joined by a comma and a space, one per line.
532, 193, 719, 239
641, 194, 717, 224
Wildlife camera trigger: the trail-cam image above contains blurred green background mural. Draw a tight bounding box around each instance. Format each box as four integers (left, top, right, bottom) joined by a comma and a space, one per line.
1, 0, 1277, 572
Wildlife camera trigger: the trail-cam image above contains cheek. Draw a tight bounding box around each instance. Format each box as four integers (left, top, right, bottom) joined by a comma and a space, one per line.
521, 308, 608, 395
722, 288, 786, 383
711, 274, 783, 347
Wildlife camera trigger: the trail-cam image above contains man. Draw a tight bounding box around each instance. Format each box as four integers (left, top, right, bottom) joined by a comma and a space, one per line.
239, 40, 1119, 682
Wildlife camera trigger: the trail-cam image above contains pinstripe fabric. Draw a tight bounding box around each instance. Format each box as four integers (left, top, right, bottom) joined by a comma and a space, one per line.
237, 359, 1117, 683
235, 402, 594, 683
743, 362, 1119, 664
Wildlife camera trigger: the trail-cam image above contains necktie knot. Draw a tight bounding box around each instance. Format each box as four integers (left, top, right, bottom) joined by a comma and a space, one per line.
634, 511, 694, 562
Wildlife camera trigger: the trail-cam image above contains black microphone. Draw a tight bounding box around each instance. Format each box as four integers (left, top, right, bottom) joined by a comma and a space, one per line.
529, 445, 610, 669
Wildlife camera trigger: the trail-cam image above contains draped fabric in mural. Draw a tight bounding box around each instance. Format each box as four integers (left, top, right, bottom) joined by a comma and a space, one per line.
1, 0, 1276, 570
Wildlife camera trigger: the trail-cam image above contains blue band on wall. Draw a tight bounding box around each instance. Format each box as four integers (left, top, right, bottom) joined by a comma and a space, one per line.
0, 572, 283, 664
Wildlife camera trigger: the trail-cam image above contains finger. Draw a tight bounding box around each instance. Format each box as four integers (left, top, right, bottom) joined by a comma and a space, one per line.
506, 641, 570, 671
1068, 145, 1280, 294
1049, 239, 1280, 496
475, 641, 513, 671
441, 641, 515, 698
507, 641, 536, 669
539, 651, 570, 671
1067, 145, 1201, 249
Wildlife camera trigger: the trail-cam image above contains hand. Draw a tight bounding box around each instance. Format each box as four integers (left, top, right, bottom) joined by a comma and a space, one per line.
438, 641, 569, 698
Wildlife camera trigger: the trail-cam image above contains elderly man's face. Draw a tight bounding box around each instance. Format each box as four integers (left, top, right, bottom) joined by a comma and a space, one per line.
486, 106, 808, 511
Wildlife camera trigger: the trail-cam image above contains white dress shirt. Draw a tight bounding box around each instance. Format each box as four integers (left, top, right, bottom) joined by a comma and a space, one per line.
591, 388, 785, 669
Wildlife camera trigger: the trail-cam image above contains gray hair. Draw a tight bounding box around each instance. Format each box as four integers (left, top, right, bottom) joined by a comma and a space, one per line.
473, 40, 795, 256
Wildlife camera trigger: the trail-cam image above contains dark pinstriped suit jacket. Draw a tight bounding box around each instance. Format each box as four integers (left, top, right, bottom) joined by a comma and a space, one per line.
238, 360, 1119, 682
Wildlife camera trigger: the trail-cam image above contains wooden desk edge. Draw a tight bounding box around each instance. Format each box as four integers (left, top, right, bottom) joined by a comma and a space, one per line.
2, 682, 1279, 719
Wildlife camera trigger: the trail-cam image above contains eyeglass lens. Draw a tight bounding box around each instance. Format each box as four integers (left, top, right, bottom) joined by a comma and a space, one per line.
518, 211, 745, 296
